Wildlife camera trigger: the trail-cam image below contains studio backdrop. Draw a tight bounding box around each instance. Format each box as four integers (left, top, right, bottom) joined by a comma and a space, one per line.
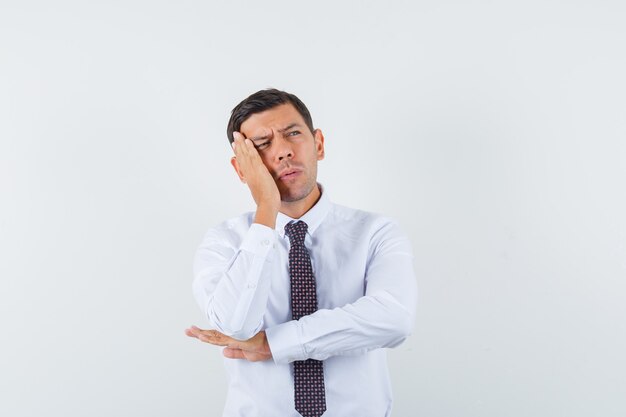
1, 1, 625, 416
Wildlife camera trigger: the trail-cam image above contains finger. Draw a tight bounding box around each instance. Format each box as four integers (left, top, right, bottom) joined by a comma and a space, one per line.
197, 334, 216, 344
232, 131, 242, 152
186, 326, 232, 344
233, 132, 249, 156
198, 331, 233, 346
223, 347, 246, 359
244, 139, 264, 163
185, 325, 205, 337
232, 132, 257, 183
232, 133, 241, 156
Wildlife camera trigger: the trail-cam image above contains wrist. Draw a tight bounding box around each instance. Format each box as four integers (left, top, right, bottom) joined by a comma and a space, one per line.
254, 205, 278, 229
260, 331, 272, 357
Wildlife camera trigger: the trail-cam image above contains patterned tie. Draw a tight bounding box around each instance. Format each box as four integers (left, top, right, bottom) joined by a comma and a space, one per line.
285, 221, 327, 417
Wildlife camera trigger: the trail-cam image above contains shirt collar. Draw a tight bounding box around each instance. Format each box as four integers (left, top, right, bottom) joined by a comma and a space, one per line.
276, 183, 331, 239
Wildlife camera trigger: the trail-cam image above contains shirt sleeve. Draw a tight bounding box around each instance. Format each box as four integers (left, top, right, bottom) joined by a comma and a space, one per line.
192, 222, 278, 340
265, 220, 418, 363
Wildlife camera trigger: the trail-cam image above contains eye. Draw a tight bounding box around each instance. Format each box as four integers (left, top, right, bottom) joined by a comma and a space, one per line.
256, 141, 270, 150
288, 130, 301, 137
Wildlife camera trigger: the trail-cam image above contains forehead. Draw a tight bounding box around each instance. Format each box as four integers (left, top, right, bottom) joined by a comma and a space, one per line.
240, 103, 304, 135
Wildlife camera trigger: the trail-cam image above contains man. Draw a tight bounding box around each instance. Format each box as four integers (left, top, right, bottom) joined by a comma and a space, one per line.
186, 89, 417, 417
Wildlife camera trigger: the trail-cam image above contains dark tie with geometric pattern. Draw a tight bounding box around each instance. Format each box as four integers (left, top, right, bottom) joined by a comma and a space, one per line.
285, 221, 327, 417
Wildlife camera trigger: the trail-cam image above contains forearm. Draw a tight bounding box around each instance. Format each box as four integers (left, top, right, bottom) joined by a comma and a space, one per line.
193, 223, 278, 340
254, 204, 278, 229
266, 251, 418, 363
266, 290, 415, 363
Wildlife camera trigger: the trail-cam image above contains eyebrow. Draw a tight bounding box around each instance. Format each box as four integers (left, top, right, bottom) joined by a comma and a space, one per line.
250, 123, 302, 142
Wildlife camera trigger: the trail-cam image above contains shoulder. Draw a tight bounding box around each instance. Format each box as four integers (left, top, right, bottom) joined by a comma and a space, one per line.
198, 211, 256, 248
336, 204, 413, 260
325, 203, 408, 246
328, 202, 398, 230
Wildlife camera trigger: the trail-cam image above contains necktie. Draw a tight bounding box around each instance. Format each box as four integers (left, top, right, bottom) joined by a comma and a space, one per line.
285, 221, 327, 417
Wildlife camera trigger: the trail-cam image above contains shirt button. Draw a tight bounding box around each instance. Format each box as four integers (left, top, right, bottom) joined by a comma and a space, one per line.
261, 239, 270, 246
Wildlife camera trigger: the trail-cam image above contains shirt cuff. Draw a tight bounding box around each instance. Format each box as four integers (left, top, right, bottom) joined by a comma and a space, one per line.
265, 320, 305, 364
240, 223, 277, 258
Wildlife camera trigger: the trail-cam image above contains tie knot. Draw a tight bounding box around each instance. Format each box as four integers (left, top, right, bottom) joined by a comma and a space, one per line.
285, 221, 308, 246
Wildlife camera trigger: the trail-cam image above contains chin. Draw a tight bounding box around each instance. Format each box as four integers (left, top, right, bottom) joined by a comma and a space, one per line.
280, 191, 307, 203
279, 182, 316, 203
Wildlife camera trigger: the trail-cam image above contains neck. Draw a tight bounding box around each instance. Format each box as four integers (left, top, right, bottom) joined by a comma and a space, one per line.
280, 184, 321, 219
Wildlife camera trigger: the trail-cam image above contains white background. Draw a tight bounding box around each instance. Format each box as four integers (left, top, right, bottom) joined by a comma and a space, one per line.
1, 1, 625, 416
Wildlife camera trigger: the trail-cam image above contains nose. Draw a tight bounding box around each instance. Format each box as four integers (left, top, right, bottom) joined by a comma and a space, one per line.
273, 134, 293, 161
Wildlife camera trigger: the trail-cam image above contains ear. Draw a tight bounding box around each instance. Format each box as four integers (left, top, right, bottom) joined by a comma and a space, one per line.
313, 128, 325, 161
230, 156, 246, 183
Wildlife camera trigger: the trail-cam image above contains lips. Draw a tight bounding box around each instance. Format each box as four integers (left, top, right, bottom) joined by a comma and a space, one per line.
278, 168, 302, 180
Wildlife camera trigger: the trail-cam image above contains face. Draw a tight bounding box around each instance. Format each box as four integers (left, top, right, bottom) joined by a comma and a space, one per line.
236, 103, 325, 202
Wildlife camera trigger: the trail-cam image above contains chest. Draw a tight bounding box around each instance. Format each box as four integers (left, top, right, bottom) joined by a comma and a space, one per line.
265, 233, 370, 323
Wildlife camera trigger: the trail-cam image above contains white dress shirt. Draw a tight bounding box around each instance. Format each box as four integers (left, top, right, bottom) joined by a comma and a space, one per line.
193, 185, 418, 417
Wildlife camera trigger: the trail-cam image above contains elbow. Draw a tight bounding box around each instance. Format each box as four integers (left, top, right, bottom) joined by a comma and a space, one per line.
388, 280, 417, 344
227, 327, 261, 341
207, 308, 262, 341
375, 290, 415, 345
393, 308, 414, 341
382, 303, 415, 348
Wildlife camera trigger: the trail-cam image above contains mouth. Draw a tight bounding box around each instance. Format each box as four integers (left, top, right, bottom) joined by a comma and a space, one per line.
278, 168, 302, 180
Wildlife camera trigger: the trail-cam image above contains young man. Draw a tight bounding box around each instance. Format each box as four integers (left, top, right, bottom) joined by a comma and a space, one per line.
186, 89, 417, 417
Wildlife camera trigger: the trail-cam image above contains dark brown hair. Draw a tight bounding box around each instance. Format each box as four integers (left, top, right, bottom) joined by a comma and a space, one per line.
226, 88, 315, 145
